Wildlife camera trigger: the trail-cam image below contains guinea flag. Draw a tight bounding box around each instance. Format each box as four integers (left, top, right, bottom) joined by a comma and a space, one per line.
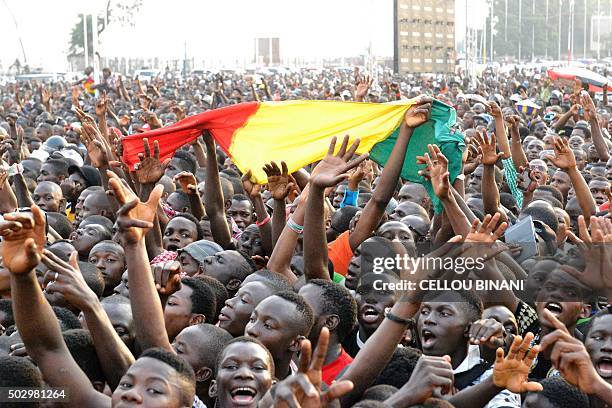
121, 99, 464, 212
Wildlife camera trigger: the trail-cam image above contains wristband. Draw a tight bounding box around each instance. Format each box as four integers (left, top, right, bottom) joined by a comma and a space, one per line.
287, 217, 304, 234
256, 215, 271, 227
385, 310, 415, 328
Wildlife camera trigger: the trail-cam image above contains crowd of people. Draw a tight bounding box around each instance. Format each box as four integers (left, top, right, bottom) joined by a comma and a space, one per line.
0, 63, 611, 408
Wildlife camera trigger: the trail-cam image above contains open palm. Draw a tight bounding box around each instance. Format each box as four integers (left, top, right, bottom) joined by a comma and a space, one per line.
310, 135, 368, 188
0, 206, 46, 275
544, 137, 576, 170
493, 332, 542, 393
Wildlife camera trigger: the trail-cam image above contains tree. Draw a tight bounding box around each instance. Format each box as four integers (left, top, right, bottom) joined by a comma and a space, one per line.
68, 0, 142, 59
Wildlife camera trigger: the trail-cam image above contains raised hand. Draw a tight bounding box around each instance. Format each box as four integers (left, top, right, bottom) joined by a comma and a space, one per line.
109, 177, 164, 245
40, 86, 51, 106
487, 101, 503, 119
0, 206, 46, 275
152, 261, 182, 296
171, 105, 186, 121
310, 135, 368, 188
355, 74, 373, 101
417, 144, 450, 199
133, 138, 170, 184
463, 141, 482, 175
278, 327, 354, 408
80, 122, 109, 168
71, 86, 81, 105
95, 92, 108, 117
242, 170, 262, 198
74, 106, 96, 126
174, 171, 197, 194
42, 250, 96, 309
404, 97, 433, 129
493, 332, 542, 393
465, 213, 508, 244
544, 136, 577, 170
580, 91, 597, 122
539, 309, 606, 395
143, 111, 163, 130
564, 215, 612, 291
469, 318, 505, 348
474, 129, 502, 166
263, 161, 294, 200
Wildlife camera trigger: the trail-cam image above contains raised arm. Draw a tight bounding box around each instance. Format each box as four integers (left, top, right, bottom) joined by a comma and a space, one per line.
202, 131, 233, 249
420, 144, 471, 238
109, 178, 173, 352
242, 171, 273, 256
263, 161, 294, 248
304, 136, 367, 281
95, 92, 109, 142
488, 101, 511, 159
582, 91, 610, 162
544, 136, 597, 219
0, 167, 18, 213
1, 206, 108, 406
554, 104, 580, 132
42, 250, 134, 390
266, 186, 310, 283
349, 98, 433, 250
475, 130, 507, 223
175, 171, 206, 221
506, 115, 528, 170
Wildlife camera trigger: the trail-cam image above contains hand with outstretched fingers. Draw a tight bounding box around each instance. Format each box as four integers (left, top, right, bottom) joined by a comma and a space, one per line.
80, 122, 109, 168
264, 161, 294, 201
355, 74, 373, 101
109, 176, 164, 246
417, 144, 450, 199
564, 215, 612, 293
544, 136, 577, 170
133, 138, 170, 184
271, 327, 353, 408
465, 213, 508, 244
310, 135, 368, 189
492, 332, 542, 393
0, 205, 46, 275
42, 250, 96, 310
474, 129, 503, 166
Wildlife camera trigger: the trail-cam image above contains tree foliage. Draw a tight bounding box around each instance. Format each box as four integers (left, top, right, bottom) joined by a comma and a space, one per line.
68, 0, 142, 58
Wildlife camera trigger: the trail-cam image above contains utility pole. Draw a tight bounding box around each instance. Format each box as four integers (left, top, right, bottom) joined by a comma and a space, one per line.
532, 0, 536, 61
490, 0, 494, 62
597, 0, 601, 60
583, 0, 587, 59
545, 0, 549, 59
568, 0, 574, 62
465, 0, 469, 77
83, 13, 89, 68
505, 0, 508, 41
558, 0, 562, 60
519, 0, 522, 61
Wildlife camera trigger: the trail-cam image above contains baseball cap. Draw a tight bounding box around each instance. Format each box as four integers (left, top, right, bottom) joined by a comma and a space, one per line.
68, 165, 102, 187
